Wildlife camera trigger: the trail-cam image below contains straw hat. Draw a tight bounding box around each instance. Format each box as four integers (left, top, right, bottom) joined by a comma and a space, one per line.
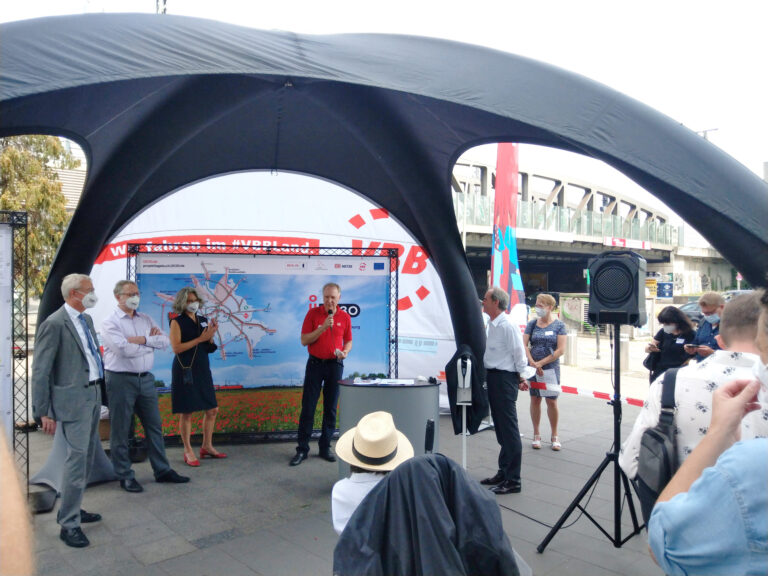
335, 411, 414, 472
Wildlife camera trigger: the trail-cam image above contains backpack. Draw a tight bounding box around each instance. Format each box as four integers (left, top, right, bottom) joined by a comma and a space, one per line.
633, 367, 680, 525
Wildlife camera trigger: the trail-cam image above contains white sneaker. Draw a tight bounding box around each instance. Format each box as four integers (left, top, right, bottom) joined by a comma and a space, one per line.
532, 435, 542, 449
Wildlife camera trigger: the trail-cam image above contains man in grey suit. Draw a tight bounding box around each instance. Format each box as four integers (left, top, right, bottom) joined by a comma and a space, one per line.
33, 273, 105, 548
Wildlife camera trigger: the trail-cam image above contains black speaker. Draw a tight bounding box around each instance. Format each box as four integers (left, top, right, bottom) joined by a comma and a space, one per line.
588, 251, 647, 327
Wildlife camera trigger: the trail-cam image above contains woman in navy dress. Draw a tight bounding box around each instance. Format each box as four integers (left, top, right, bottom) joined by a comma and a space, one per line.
169, 287, 227, 466
523, 293, 568, 451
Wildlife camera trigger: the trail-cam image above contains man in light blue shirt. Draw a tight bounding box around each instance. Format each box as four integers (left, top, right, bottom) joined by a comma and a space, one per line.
648, 378, 767, 576
101, 280, 189, 493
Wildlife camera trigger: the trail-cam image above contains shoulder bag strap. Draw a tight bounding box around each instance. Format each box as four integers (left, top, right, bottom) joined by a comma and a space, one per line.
659, 367, 679, 426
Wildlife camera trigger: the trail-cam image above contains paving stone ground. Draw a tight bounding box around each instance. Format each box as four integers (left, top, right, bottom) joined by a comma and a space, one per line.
26, 335, 663, 575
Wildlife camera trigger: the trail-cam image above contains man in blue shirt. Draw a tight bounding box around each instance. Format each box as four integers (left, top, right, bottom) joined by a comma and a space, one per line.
648, 378, 767, 576
685, 291, 725, 362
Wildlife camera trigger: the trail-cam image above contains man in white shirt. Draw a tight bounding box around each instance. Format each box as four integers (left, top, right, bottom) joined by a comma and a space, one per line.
101, 280, 189, 493
332, 411, 414, 534
480, 287, 535, 495
620, 291, 768, 481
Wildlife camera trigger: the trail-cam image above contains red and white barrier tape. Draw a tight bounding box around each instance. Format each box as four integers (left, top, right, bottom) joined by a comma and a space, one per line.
436, 371, 644, 408
528, 381, 644, 407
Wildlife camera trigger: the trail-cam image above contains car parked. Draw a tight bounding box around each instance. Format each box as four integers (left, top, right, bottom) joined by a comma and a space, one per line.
678, 300, 702, 327
721, 289, 753, 302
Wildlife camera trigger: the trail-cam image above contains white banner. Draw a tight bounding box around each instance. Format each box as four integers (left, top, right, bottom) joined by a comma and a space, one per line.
0, 225, 13, 442
88, 172, 457, 378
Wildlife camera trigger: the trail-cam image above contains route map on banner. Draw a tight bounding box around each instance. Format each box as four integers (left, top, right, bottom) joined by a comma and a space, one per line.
136, 253, 391, 390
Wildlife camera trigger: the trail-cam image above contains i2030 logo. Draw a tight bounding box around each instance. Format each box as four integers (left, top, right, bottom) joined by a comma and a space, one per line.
308, 294, 360, 317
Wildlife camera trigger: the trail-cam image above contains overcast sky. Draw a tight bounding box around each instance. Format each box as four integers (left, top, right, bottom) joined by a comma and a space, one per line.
3, 0, 766, 221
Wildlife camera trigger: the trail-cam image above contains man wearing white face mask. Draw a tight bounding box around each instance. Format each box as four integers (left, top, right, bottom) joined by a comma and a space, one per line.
620, 291, 768, 484
685, 291, 725, 362
101, 280, 189, 493
32, 274, 105, 547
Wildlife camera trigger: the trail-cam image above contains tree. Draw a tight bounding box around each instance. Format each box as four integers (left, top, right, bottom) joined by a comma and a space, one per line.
0, 135, 78, 297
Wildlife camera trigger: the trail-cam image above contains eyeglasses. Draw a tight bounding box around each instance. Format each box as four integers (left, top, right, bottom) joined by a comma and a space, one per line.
120, 292, 139, 297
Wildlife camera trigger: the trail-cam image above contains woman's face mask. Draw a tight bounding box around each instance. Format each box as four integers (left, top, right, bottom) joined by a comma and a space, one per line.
662, 324, 676, 334
186, 301, 200, 314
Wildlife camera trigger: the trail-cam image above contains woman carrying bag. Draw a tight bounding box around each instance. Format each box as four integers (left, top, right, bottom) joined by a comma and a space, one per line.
645, 306, 695, 384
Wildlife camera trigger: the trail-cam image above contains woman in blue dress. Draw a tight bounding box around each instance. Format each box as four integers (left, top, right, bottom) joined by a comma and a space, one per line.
523, 293, 568, 451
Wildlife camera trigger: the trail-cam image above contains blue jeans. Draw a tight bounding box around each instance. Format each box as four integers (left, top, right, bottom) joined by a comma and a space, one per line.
296, 356, 343, 454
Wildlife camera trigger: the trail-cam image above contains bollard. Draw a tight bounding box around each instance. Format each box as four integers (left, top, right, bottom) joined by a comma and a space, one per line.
564, 330, 578, 366
619, 332, 630, 372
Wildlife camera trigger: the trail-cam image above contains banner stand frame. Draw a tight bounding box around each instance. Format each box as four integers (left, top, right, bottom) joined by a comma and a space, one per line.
1, 212, 54, 512
123, 243, 399, 442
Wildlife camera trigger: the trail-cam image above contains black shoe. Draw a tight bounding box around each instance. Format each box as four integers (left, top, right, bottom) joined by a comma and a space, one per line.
119, 478, 144, 493
318, 449, 337, 463
491, 480, 522, 494
480, 472, 505, 486
290, 452, 308, 466
60, 527, 90, 548
156, 469, 190, 484
79, 510, 101, 523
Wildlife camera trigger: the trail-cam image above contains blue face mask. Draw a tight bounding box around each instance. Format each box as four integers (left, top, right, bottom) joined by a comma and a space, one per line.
703, 313, 720, 325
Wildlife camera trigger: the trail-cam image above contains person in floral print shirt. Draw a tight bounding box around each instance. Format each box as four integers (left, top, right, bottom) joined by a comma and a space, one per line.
620, 291, 768, 480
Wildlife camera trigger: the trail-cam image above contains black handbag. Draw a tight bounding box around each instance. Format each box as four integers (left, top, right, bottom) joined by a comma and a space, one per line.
643, 350, 660, 371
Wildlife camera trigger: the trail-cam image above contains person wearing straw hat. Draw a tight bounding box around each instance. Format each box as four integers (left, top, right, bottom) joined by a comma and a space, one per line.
332, 411, 414, 534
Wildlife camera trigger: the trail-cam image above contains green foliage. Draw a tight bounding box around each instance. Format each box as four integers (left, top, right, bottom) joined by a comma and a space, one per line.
0, 135, 77, 297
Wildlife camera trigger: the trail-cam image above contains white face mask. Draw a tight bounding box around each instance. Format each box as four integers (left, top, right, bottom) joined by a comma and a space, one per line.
125, 295, 140, 310
186, 301, 200, 314
535, 306, 547, 318
81, 291, 98, 309
662, 324, 676, 334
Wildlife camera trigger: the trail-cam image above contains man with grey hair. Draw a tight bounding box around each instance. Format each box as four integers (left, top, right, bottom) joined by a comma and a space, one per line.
101, 280, 189, 493
480, 287, 535, 494
291, 282, 353, 466
32, 273, 104, 547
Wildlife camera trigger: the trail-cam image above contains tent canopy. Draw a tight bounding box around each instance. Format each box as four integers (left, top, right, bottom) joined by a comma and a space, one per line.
2, 14, 766, 360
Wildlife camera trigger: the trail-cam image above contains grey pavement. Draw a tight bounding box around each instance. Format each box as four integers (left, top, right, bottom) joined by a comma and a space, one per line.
26, 335, 662, 576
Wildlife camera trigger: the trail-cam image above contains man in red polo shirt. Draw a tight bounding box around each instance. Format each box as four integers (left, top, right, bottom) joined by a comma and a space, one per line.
290, 283, 353, 466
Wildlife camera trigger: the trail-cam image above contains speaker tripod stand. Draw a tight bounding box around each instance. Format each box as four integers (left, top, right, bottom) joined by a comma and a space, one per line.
537, 323, 643, 552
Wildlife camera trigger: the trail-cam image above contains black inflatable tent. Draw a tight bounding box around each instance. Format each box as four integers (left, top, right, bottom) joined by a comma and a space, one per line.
1, 14, 766, 363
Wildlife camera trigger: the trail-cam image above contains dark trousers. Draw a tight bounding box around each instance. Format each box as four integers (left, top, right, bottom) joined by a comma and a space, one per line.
486, 369, 522, 482
106, 371, 170, 480
296, 356, 343, 454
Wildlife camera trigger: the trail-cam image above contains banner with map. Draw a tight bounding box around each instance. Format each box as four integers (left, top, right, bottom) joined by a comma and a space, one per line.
135, 252, 391, 389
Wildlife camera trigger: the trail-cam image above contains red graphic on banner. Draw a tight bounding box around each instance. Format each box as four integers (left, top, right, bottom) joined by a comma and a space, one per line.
492, 143, 526, 311
346, 210, 431, 311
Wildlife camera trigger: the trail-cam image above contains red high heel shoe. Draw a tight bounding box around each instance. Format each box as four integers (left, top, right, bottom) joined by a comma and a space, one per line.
184, 453, 200, 467
199, 447, 227, 459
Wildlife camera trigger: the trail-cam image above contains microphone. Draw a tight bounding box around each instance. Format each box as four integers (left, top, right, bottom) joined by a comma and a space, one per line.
327, 305, 334, 334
